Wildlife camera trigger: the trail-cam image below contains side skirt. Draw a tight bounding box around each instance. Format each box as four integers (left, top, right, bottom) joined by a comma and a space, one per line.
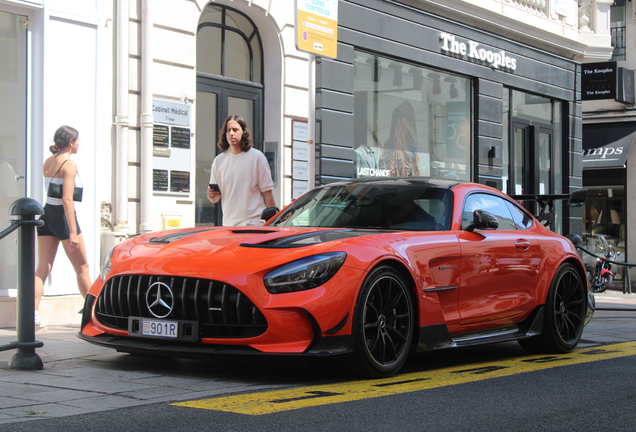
417, 306, 545, 352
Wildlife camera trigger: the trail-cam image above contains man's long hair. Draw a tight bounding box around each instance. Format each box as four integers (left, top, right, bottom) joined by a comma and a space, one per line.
217, 115, 253, 152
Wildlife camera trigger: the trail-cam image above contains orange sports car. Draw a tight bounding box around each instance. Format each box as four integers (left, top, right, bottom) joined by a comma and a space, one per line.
79, 178, 594, 377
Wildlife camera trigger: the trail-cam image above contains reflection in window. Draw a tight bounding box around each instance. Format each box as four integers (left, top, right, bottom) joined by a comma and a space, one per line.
270, 182, 454, 231
584, 186, 625, 248
511, 90, 551, 123
462, 194, 516, 230
505, 201, 533, 229
353, 52, 471, 180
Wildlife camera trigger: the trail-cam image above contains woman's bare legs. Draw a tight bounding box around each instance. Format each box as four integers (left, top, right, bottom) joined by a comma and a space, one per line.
34, 236, 60, 311
61, 232, 91, 298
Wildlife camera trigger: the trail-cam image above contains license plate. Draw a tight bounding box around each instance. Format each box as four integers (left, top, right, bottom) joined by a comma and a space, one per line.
142, 319, 178, 338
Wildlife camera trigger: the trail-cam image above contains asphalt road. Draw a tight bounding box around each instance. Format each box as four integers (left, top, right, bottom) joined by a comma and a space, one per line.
1, 311, 634, 432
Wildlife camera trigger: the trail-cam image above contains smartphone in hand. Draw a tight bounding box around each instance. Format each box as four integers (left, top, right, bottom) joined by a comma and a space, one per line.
209, 184, 220, 193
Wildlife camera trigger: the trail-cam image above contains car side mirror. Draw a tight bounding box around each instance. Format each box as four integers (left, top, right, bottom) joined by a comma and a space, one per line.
465, 210, 499, 232
260, 207, 279, 222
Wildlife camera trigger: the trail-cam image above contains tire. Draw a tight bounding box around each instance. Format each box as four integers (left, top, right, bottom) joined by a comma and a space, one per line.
519, 263, 586, 353
599, 273, 613, 293
591, 273, 605, 293
348, 266, 415, 378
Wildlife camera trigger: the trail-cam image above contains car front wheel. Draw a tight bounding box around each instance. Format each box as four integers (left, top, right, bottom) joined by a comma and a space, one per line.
349, 266, 414, 378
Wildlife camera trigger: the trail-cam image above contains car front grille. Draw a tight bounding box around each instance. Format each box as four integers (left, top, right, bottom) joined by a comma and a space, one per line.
95, 275, 268, 338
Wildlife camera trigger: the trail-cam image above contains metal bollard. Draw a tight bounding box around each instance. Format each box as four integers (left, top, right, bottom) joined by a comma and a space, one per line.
624, 266, 632, 295
7, 198, 44, 370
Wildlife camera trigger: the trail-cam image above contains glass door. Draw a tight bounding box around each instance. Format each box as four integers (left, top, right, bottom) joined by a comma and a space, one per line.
0, 10, 27, 294
195, 79, 261, 226
537, 127, 552, 195
511, 120, 529, 196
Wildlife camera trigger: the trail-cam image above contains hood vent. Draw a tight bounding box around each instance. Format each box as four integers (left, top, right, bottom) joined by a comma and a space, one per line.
148, 229, 210, 244
242, 229, 378, 248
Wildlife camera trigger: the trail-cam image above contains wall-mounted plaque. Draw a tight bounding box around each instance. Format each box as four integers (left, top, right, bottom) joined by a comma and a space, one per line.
153, 125, 169, 147
170, 170, 190, 193
153, 169, 168, 191
171, 127, 191, 149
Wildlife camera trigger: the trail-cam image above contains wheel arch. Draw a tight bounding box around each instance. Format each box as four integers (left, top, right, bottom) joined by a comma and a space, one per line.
538, 256, 589, 304
370, 259, 419, 301
359, 258, 420, 344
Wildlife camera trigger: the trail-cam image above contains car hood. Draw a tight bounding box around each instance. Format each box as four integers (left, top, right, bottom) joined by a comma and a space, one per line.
108, 227, 382, 279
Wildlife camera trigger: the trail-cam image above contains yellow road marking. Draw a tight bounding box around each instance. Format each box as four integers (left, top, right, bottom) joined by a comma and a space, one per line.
172, 342, 636, 415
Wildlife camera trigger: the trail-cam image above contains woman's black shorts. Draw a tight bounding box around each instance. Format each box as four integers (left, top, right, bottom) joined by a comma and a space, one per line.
37, 204, 81, 241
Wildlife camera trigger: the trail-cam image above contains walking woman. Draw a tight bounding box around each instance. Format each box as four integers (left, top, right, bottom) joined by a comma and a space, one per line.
34, 126, 90, 327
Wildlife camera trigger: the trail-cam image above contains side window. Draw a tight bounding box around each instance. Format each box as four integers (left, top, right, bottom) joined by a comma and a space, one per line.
461, 193, 517, 231
505, 201, 533, 229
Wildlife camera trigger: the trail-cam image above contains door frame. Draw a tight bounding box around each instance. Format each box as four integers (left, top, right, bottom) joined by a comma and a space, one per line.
196, 75, 263, 226
509, 118, 554, 196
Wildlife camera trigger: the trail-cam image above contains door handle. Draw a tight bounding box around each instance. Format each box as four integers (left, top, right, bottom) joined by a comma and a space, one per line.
15, 175, 25, 181
515, 240, 530, 250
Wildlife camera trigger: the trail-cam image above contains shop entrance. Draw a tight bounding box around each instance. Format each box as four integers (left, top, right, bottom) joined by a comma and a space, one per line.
509, 120, 553, 223
510, 120, 553, 197
195, 4, 264, 227
0, 10, 28, 295
195, 80, 262, 226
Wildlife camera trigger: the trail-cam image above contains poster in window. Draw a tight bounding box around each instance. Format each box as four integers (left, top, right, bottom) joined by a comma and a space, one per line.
171, 126, 191, 149
170, 170, 190, 193
153, 169, 168, 191
153, 125, 169, 147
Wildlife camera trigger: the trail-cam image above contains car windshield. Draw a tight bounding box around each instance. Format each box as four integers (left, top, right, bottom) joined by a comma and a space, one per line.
270, 182, 454, 231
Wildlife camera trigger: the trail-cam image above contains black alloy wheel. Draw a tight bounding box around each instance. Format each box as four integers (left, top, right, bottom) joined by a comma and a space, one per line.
519, 263, 586, 353
349, 266, 414, 378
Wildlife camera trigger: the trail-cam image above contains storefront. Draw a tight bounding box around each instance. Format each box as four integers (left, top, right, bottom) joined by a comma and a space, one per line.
312, 0, 583, 236
582, 121, 635, 283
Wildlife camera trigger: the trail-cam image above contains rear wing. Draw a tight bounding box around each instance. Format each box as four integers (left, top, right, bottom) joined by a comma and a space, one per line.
509, 189, 588, 228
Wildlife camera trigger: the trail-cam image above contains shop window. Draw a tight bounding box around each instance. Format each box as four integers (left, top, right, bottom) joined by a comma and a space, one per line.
353, 51, 471, 180
611, 1, 626, 61
584, 186, 625, 256
511, 90, 551, 123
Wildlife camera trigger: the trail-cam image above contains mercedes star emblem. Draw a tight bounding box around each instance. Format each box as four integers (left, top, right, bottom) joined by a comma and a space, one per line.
146, 281, 174, 318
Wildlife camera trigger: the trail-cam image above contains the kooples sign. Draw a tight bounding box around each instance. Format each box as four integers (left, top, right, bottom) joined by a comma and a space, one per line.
440, 32, 517, 71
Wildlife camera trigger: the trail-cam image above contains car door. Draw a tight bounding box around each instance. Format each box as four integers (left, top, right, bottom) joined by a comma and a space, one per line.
457, 193, 541, 326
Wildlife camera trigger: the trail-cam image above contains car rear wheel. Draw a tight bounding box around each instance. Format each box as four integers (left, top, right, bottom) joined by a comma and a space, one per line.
349, 266, 414, 378
519, 263, 586, 353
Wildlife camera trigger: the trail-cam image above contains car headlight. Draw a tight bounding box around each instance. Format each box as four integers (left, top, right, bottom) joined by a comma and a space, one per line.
100, 245, 116, 281
264, 252, 347, 294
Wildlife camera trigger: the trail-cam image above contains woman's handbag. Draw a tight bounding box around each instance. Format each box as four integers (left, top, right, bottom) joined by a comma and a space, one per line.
47, 160, 83, 202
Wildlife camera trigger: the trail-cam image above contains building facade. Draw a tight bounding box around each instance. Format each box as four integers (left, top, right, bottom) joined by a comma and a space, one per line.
0, 0, 613, 326
581, 0, 636, 292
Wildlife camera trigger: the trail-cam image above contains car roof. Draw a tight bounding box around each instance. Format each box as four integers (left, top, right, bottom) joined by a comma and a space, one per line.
319, 176, 466, 190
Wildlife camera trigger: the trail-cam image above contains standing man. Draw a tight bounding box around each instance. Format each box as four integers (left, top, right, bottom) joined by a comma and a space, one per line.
207, 115, 276, 226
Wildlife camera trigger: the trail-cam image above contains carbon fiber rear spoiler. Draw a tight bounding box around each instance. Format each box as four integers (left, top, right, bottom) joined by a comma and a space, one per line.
509, 189, 588, 227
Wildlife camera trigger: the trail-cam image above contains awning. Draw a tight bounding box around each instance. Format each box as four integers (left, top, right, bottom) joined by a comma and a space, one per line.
582, 123, 636, 169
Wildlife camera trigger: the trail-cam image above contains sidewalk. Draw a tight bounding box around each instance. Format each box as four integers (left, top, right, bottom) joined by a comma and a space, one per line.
0, 293, 634, 425
0, 324, 288, 425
